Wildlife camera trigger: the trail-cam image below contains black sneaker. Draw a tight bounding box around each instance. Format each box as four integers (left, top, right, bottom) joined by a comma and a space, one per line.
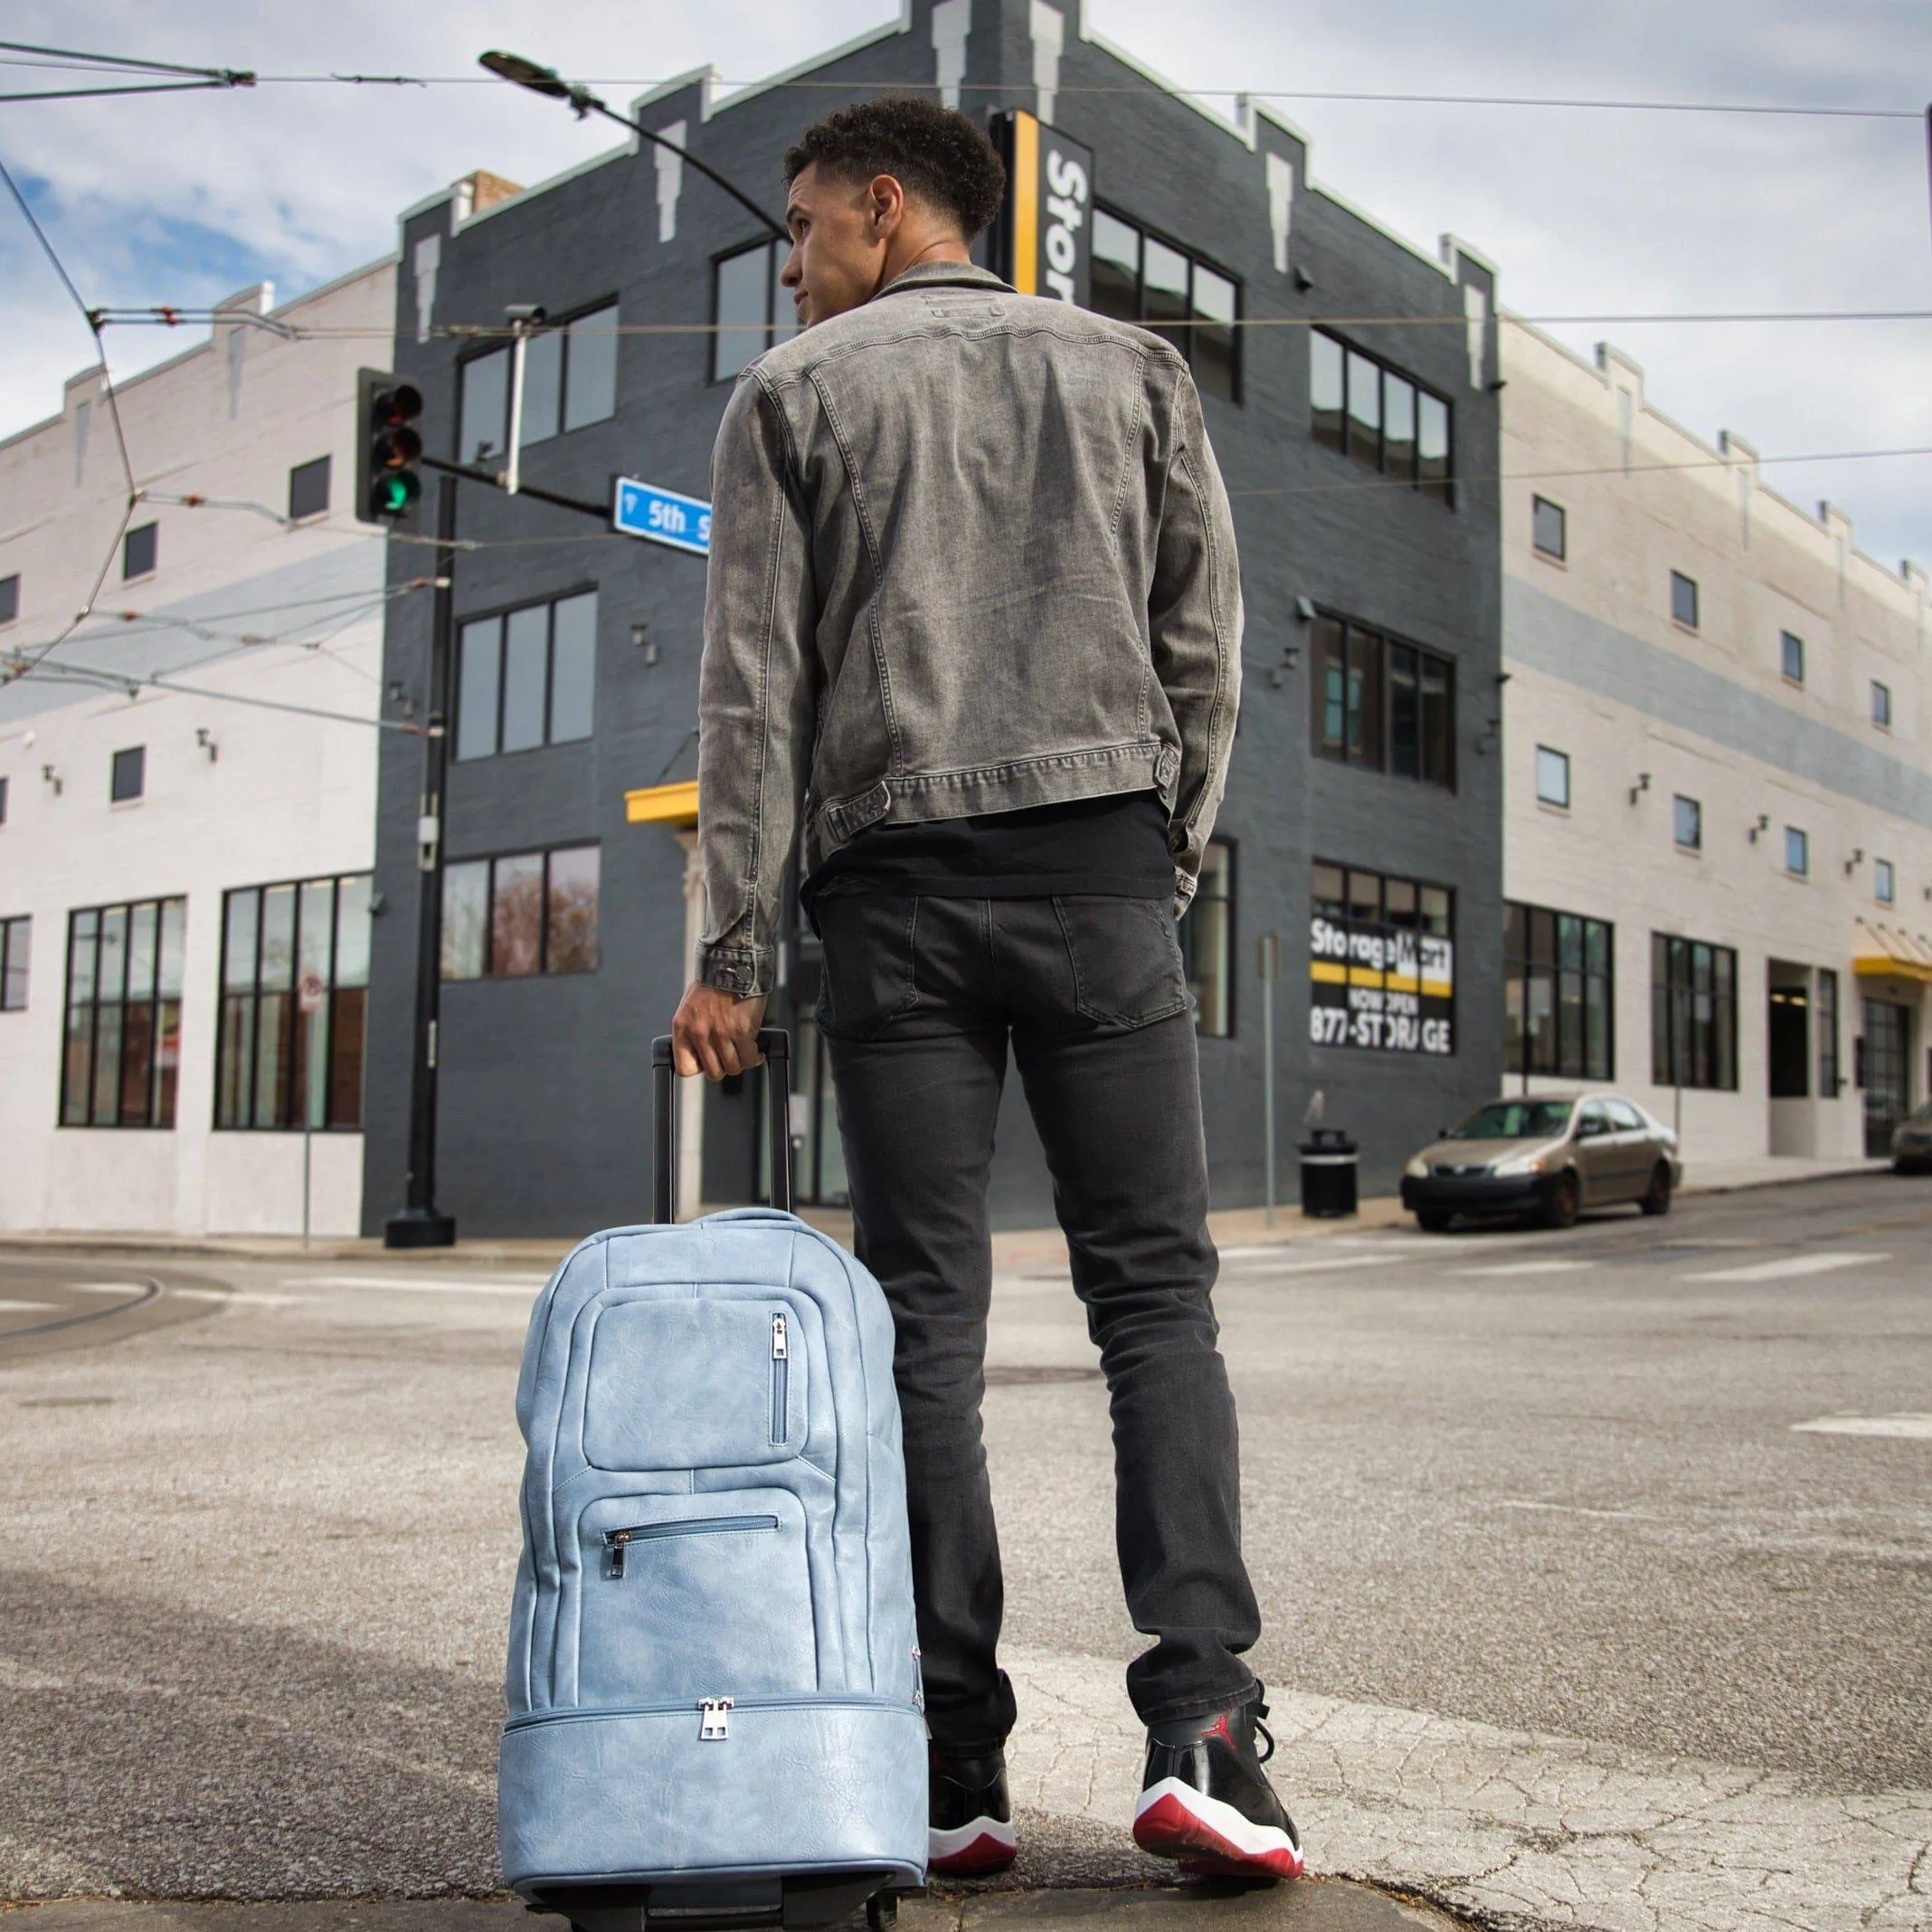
1131, 1694, 1304, 1879
927, 1743, 1018, 1876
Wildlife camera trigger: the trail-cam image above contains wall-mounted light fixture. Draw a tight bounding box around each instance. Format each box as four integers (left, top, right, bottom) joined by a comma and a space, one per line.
41, 762, 62, 796
195, 726, 219, 764
1627, 772, 1651, 806
630, 620, 658, 667
1747, 812, 1771, 843
1842, 848, 1864, 876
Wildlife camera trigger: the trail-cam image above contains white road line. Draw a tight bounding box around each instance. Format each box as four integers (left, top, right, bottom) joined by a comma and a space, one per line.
1223, 1254, 1400, 1276
0, 1299, 58, 1313
1792, 1414, 1932, 1440
58, 1282, 150, 1295
1448, 1260, 1596, 1278
1681, 1251, 1889, 1283
284, 1274, 549, 1297
166, 1289, 308, 1307
1497, 1498, 1656, 1520
1219, 1244, 1405, 1260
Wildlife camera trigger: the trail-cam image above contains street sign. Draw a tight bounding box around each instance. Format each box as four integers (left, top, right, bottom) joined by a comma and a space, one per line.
612, 476, 712, 555
298, 971, 327, 1015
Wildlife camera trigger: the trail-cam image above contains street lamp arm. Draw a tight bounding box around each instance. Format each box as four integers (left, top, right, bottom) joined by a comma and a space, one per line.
479, 52, 789, 245
418, 452, 610, 525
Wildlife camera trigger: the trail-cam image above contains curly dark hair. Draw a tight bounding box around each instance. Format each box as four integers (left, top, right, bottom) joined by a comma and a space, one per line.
783, 98, 1007, 241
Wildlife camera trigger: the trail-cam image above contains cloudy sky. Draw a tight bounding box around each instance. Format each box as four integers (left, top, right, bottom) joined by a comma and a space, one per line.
3, 0, 1927, 571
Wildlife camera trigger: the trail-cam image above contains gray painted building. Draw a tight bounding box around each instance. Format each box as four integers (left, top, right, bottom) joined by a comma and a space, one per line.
361, 0, 1503, 1237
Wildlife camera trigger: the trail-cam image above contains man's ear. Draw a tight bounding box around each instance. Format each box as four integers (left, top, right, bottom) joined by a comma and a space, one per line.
867, 173, 907, 238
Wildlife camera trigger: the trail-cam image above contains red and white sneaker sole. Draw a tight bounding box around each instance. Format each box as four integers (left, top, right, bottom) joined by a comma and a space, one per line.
1132, 1779, 1305, 1879
929, 1814, 1018, 1877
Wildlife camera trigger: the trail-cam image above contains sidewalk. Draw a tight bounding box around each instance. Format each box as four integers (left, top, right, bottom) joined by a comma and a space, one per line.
3, 1880, 1458, 1929
0, 1153, 1887, 1269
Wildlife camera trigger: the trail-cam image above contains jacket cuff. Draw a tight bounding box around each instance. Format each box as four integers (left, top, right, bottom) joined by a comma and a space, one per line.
696, 944, 770, 999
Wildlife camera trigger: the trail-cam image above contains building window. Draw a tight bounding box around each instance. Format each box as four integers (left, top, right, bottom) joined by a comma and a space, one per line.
1669, 570, 1699, 630
1504, 901, 1613, 1082
1, 914, 29, 1010
1651, 933, 1738, 1091
1673, 794, 1701, 851
0, 774, 8, 824
1531, 496, 1567, 560
1308, 329, 1451, 500
713, 241, 800, 383
1817, 968, 1839, 1096
288, 455, 331, 521
215, 875, 372, 1131
1875, 857, 1895, 905
1089, 207, 1240, 400
1310, 613, 1454, 790
110, 745, 146, 803
1534, 745, 1570, 809
1780, 630, 1804, 685
1871, 680, 1892, 730
1181, 840, 1234, 1037
458, 301, 619, 463
123, 521, 157, 581
455, 590, 597, 759
0, 572, 18, 624
1310, 860, 1454, 1056
441, 844, 601, 980
1785, 826, 1808, 877
60, 898, 186, 1127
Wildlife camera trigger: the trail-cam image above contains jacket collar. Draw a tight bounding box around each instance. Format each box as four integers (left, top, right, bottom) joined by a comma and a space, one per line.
871, 260, 1016, 301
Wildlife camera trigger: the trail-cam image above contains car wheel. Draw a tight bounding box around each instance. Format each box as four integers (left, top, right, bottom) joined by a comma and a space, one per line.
1416, 1210, 1453, 1234
1542, 1170, 1580, 1230
1639, 1162, 1672, 1217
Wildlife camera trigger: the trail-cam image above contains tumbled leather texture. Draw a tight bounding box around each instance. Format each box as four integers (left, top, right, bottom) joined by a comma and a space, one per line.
497, 1208, 926, 1893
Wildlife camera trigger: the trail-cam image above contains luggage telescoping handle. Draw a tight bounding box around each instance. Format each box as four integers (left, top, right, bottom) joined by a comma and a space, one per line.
649, 1028, 793, 1224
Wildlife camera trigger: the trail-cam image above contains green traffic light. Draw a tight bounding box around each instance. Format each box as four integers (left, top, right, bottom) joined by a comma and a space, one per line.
374, 471, 421, 519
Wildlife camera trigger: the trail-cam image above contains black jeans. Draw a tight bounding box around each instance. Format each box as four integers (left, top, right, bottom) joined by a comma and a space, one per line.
815, 891, 1261, 1750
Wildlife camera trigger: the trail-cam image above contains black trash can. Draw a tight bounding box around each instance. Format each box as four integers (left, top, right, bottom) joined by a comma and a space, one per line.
1299, 1128, 1359, 1218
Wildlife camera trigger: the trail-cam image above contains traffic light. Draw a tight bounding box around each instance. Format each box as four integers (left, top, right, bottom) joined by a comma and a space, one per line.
355, 368, 424, 526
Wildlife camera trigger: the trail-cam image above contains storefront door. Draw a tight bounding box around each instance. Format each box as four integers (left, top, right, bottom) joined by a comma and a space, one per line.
1861, 999, 1909, 1157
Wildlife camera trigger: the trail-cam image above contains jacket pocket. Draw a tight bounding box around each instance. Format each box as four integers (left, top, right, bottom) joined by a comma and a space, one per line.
1055, 896, 1192, 1028
815, 895, 921, 1040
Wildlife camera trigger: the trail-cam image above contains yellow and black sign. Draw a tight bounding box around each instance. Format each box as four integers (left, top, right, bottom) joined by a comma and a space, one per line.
993, 111, 1094, 308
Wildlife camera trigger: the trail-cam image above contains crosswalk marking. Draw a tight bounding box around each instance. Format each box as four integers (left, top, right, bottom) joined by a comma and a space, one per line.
285, 1274, 549, 1297
1449, 1260, 1595, 1278
0, 1299, 58, 1313
1791, 1413, 1932, 1439
1681, 1251, 1889, 1283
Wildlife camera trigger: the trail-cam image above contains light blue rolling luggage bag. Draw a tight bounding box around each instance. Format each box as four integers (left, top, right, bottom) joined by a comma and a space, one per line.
497, 1030, 928, 1930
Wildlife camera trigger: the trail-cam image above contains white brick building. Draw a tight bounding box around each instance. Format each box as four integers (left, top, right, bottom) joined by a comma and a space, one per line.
0, 260, 398, 1235
1500, 317, 1932, 1167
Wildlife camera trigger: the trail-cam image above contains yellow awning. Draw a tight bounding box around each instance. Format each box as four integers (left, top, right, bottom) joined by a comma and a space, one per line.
1853, 919, 1932, 984
625, 780, 699, 828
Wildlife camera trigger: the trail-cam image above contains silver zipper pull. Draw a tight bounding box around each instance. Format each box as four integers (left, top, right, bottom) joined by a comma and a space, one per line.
772, 1313, 788, 1360
699, 1697, 734, 1741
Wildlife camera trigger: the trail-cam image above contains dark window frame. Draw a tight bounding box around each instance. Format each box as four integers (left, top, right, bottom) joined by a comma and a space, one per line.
1309, 327, 1453, 503
59, 896, 186, 1128
1651, 932, 1738, 1092
1086, 203, 1244, 402
1310, 610, 1456, 791
1817, 968, 1839, 1096
1534, 744, 1570, 809
1, 913, 29, 1011
453, 585, 599, 762
1505, 899, 1615, 1082
122, 521, 157, 581
288, 454, 332, 521
110, 745, 146, 803
455, 295, 620, 462
710, 238, 800, 383
1874, 857, 1895, 905
1871, 679, 1892, 730
1673, 794, 1702, 851
440, 842, 601, 982
1785, 826, 1809, 878
1779, 630, 1804, 685
213, 873, 372, 1132
1180, 838, 1236, 1038
1531, 495, 1567, 560
1669, 569, 1700, 630
0, 571, 18, 625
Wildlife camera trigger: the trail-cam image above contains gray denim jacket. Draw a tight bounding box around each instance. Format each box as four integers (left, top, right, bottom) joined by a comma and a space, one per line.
696, 261, 1243, 998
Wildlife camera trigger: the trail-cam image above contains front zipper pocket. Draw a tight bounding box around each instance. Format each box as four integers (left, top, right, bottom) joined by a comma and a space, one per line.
602, 1512, 779, 1580
770, 1312, 790, 1445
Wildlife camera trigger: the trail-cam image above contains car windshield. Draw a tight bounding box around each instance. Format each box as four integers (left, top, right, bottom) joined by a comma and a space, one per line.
1452, 1100, 1574, 1141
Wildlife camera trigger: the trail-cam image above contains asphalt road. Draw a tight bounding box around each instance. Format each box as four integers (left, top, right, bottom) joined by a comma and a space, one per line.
1, 1172, 1927, 1929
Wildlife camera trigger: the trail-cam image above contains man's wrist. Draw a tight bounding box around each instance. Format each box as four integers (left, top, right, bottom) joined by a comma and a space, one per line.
696, 943, 769, 999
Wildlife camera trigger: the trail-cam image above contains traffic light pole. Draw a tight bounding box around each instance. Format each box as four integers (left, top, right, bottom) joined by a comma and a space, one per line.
384, 472, 459, 1248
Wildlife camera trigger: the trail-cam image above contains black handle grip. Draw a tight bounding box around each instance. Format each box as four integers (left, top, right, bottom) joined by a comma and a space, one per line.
650, 1028, 793, 1223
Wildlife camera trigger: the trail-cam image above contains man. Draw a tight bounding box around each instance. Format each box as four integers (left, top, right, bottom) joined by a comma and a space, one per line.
672, 97, 1300, 1882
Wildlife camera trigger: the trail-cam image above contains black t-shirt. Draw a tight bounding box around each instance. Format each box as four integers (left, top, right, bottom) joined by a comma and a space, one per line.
802, 791, 1172, 910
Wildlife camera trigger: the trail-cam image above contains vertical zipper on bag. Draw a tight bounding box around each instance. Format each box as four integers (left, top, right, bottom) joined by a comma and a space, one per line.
770, 1312, 790, 1444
